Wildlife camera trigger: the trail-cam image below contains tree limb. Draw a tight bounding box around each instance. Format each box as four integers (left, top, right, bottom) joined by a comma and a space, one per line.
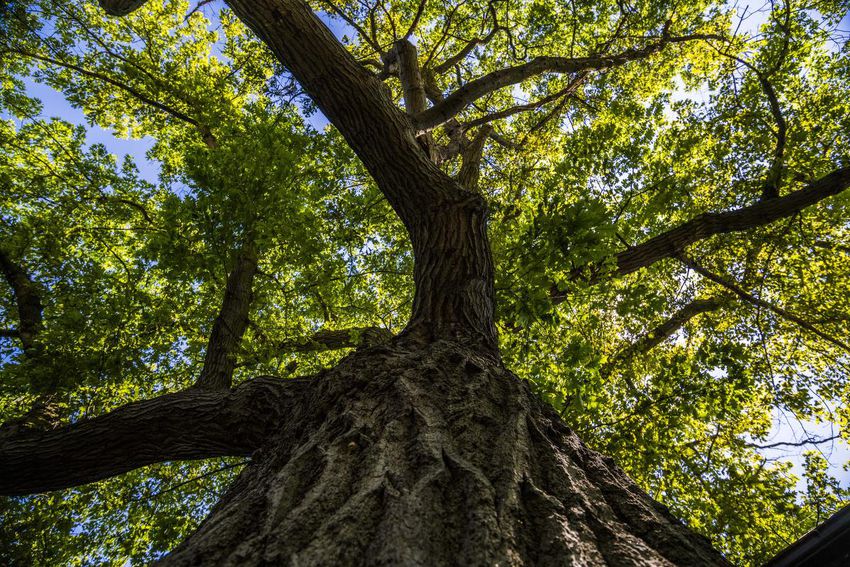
554, 165, 850, 299
196, 243, 258, 389
5, 48, 204, 134
457, 125, 493, 191
428, 4, 501, 76
99, 0, 500, 347
461, 73, 588, 130
0, 246, 43, 352
600, 297, 727, 378
415, 33, 723, 131
0, 376, 309, 496
278, 326, 392, 353
240, 326, 392, 368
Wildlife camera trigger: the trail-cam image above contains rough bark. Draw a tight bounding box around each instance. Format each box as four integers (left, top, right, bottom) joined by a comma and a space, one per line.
197, 243, 258, 389
162, 341, 728, 566
0, 376, 308, 496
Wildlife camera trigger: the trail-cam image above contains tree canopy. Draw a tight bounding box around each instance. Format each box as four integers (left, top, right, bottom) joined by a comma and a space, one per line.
1, 0, 849, 564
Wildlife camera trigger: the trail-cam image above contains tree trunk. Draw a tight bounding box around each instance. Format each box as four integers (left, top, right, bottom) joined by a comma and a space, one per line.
69, 3, 731, 563
162, 340, 726, 566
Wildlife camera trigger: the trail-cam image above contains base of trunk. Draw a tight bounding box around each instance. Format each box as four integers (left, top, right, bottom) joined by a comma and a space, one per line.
162, 340, 726, 566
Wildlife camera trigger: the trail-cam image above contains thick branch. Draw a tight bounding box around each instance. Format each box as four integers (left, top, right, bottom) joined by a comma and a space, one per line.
101, 0, 499, 349
457, 125, 493, 191
0, 376, 308, 496
279, 326, 392, 353
241, 326, 393, 367
415, 33, 722, 130
0, 247, 43, 352
196, 244, 258, 389
557, 166, 850, 297
99, 0, 148, 16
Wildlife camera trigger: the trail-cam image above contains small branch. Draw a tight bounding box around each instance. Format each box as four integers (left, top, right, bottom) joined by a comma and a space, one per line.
744, 433, 840, 450
6, 48, 203, 132
403, 0, 427, 40
429, 9, 501, 75
320, 0, 384, 55
600, 297, 727, 378
711, 46, 787, 200
0, 247, 43, 352
462, 73, 587, 130
682, 257, 850, 354
153, 460, 248, 498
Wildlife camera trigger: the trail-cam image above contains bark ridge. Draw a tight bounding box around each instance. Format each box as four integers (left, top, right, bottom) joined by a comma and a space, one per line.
163, 341, 727, 566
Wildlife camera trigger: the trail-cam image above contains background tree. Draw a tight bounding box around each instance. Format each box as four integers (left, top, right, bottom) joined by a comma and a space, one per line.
0, 0, 848, 565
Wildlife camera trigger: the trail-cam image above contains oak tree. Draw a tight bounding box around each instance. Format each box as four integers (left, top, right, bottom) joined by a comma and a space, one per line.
1, 0, 849, 564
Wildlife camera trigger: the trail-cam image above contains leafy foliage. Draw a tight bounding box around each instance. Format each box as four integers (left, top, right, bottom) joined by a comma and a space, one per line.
1, 0, 849, 564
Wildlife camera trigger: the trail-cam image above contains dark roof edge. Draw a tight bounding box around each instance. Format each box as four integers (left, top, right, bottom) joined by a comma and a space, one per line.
765, 503, 850, 566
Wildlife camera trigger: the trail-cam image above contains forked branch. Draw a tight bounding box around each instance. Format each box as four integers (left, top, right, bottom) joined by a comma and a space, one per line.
415, 33, 723, 130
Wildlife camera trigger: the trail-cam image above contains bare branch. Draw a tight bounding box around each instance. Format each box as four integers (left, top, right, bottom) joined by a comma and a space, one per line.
395, 39, 428, 115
